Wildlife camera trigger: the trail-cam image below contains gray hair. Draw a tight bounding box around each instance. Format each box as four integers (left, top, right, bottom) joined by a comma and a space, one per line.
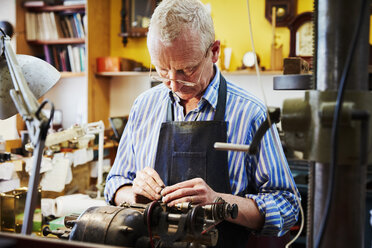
148, 0, 215, 52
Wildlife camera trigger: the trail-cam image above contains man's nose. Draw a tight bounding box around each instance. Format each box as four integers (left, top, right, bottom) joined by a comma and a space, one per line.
168, 71, 182, 92
169, 79, 183, 92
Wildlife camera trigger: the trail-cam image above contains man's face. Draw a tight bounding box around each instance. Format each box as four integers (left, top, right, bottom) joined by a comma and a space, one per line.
148, 28, 217, 101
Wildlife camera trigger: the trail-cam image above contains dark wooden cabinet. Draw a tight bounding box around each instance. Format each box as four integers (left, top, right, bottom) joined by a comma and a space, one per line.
120, 0, 158, 45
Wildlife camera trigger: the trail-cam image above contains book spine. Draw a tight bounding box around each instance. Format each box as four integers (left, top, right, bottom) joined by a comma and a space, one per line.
67, 44, 76, 72
43, 45, 52, 64
75, 13, 85, 38
72, 45, 81, 72
79, 45, 86, 72
73, 13, 82, 38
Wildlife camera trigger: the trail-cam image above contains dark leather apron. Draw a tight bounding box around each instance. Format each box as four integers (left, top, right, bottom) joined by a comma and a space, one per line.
154, 75, 250, 248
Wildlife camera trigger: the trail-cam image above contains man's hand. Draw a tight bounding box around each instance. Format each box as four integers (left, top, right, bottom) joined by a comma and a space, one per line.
132, 167, 165, 202
161, 178, 218, 206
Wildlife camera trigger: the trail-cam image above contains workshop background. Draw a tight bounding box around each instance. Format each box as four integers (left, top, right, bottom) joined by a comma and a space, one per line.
0, 0, 372, 247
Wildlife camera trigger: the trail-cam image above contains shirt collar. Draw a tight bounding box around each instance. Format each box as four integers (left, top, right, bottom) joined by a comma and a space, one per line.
167, 65, 221, 110
200, 65, 220, 110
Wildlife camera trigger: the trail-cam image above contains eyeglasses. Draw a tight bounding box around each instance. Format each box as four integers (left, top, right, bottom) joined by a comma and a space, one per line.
149, 43, 213, 87
150, 74, 198, 86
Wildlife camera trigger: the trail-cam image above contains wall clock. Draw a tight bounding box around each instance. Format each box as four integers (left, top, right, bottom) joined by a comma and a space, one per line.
289, 12, 314, 68
265, 0, 297, 27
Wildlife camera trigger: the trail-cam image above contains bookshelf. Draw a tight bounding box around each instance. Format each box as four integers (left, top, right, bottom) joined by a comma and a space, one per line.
16, 0, 111, 129
16, 1, 87, 75
95, 70, 284, 77
24, 4, 85, 12
28, 38, 85, 45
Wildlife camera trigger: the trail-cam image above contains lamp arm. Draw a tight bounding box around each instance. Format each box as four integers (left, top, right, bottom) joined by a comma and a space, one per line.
3, 36, 40, 118
1, 32, 54, 235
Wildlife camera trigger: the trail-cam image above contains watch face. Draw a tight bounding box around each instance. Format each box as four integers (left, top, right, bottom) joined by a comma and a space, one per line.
296, 21, 313, 57
242, 52, 256, 68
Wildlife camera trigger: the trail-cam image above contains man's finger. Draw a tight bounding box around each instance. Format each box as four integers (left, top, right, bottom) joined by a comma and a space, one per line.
133, 175, 160, 200
162, 187, 196, 203
132, 184, 154, 200
162, 178, 199, 195
144, 167, 165, 189
139, 170, 163, 195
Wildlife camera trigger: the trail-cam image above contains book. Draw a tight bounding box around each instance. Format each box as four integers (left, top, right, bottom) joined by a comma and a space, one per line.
36, 13, 44, 40
24, 1, 45, 7
67, 45, 76, 72
79, 45, 86, 72
82, 14, 87, 34
72, 13, 82, 38
25, 12, 36, 40
64, 46, 72, 71
49, 12, 59, 39
59, 48, 67, 71
72, 45, 81, 72
52, 46, 61, 70
44, 44, 52, 64
54, 13, 65, 38
69, 15, 79, 38
63, 15, 75, 38
58, 17, 70, 38
42, 12, 51, 40
75, 13, 85, 38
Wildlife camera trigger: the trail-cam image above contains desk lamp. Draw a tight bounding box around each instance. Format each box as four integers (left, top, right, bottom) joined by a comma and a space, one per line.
0, 29, 60, 235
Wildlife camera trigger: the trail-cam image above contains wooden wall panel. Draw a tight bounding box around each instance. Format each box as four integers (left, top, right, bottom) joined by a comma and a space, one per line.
87, 0, 111, 126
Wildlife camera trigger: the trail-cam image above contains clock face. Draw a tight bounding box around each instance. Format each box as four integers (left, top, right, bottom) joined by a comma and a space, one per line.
295, 21, 313, 57
242, 52, 256, 68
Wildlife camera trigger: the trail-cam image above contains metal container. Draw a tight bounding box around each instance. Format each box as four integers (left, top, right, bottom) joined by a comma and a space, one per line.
0, 187, 42, 234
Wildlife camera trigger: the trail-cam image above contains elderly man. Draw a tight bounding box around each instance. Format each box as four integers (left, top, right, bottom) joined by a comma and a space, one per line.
105, 0, 299, 247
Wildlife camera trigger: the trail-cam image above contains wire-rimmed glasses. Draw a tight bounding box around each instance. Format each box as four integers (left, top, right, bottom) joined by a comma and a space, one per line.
149, 43, 213, 87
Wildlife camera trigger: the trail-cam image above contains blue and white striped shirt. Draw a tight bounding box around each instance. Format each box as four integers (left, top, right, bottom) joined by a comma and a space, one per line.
105, 66, 300, 236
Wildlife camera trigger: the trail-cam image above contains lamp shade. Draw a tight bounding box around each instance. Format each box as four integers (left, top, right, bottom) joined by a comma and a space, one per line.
0, 54, 60, 119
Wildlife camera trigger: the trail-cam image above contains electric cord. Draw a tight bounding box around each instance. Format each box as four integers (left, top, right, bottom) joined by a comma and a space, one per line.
246, 1, 304, 247
245, 0, 270, 126
271, 127, 305, 248
314, 0, 368, 247
37, 99, 55, 128
147, 201, 157, 248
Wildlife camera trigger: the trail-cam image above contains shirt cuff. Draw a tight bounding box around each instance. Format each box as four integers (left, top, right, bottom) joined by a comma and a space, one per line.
104, 176, 133, 205
246, 193, 284, 236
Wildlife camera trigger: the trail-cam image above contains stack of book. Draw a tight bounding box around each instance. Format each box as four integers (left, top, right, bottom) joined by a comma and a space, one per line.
25, 11, 86, 40
44, 44, 86, 72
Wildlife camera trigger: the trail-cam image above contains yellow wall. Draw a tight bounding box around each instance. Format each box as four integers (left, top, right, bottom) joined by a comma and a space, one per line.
110, 0, 151, 67
110, 0, 314, 71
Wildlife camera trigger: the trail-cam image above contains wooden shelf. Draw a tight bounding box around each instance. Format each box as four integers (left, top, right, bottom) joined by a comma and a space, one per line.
96, 71, 151, 77
92, 140, 118, 151
222, 70, 283, 75
95, 70, 283, 77
28, 38, 85, 45
24, 4, 85, 12
60, 72, 86, 78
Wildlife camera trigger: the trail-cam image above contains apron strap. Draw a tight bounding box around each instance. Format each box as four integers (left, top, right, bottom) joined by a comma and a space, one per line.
166, 73, 227, 122
214, 74, 227, 121
167, 92, 174, 122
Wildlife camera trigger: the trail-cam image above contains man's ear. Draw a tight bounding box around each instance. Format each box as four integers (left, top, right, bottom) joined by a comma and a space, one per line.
211, 40, 220, 63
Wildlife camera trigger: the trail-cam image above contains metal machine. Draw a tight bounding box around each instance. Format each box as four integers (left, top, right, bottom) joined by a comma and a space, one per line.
43, 197, 238, 248
274, 0, 371, 247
